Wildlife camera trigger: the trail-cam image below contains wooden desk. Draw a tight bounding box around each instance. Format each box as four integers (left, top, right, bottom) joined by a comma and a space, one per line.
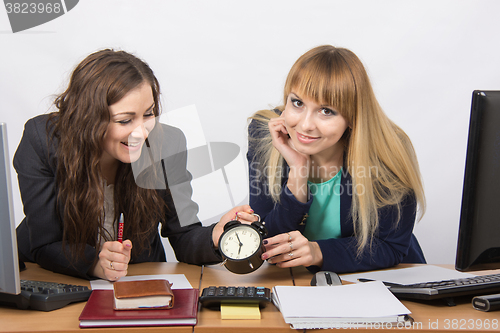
1, 262, 201, 333
196, 262, 294, 333
2, 263, 499, 333
291, 265, 500, 332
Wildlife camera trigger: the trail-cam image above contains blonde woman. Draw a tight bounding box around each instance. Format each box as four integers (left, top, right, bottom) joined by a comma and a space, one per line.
248, 45, 426, 273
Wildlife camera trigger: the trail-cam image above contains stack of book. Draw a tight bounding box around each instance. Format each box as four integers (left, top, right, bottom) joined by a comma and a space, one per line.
79, 278, 198, 328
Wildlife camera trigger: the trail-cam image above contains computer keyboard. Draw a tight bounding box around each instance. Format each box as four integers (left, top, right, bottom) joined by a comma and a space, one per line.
388, 273, 500, 302
0, 279, 92, 311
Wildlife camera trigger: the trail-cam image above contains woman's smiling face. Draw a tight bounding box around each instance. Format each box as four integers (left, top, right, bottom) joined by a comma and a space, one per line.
283, 91, 349, 160
101, 82, 156, 167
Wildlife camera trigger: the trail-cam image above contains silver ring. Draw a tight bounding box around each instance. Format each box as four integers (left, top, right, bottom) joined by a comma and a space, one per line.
289, 242, 293, 250
288, 251, 293, 257
110, 261, 114, 270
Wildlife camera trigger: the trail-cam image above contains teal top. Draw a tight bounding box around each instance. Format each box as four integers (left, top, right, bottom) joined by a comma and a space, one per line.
303, 169, 342, 241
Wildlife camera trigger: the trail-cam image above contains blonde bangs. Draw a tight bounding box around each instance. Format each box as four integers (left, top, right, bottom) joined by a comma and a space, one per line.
283, 46, 357, 120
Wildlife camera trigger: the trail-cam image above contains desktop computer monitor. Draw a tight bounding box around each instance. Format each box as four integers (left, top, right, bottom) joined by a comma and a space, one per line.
456, 90, 500, 271
0, 123, 21, 294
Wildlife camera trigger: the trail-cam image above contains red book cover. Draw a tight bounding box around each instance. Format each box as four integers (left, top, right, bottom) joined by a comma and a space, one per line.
79, 289, 198, 328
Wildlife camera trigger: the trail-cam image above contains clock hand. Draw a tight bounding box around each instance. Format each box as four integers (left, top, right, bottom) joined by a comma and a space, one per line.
235, 232, 243, 247
235, 232, 243, 255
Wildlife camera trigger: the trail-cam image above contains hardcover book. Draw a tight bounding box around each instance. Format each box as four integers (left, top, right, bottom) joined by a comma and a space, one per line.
79, 288, 198, 328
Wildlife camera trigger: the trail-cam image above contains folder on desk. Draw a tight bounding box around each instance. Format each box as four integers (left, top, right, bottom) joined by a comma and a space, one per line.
79, 289, 198, 328
272, 281, 412, 329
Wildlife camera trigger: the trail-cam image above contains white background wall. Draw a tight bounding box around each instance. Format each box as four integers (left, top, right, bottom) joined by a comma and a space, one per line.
1, 0, 500, 265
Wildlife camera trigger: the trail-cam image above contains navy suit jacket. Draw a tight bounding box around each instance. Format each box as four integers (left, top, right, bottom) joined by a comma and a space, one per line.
248, 119, 426, 273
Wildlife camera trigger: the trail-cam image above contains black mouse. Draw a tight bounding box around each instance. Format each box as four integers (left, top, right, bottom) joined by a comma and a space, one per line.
310, 271, 342, 286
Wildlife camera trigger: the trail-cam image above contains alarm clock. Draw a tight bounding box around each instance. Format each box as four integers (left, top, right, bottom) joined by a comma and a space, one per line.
218, 216, 268, 274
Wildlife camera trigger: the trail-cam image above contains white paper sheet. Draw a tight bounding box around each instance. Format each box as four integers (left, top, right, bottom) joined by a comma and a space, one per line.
273, 281, 410, 319
90, 274, 192, 290
340, 265, 475, 284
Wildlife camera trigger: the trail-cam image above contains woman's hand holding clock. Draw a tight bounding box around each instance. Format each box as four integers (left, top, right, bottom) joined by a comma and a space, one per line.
212, 204, 257, 250
261, 230, 323, 268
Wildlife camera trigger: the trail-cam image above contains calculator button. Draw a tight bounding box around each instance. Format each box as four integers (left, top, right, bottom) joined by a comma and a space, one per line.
200, 286, 272, 308
227, 287, 236, 296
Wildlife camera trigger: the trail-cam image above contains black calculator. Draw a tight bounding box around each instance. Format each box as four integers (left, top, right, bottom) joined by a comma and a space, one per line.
199, 286, 272, 308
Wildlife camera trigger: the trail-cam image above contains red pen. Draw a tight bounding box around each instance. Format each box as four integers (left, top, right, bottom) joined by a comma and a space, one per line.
118, 213, 124, 243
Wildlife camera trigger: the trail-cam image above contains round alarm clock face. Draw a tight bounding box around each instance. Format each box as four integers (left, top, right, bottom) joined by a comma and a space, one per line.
219, 225, 261, 260
218, 218, 268, 274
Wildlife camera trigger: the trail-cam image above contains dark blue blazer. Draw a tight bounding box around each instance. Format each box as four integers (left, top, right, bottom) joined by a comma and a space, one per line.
248, 120, 426, 274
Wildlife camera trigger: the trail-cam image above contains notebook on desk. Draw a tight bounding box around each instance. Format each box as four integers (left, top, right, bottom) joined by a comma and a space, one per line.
272, 281, 412, 329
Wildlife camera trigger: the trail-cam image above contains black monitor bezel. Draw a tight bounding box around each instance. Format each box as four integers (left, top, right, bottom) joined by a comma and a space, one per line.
456, 90, 500, 271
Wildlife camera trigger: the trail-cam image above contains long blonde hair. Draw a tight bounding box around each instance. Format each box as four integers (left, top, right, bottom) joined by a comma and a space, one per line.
249, 45, 425, 254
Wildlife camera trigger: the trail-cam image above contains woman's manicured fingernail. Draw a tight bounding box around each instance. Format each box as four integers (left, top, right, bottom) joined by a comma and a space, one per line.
263, 240, 268, 245
262, 253, 268, 260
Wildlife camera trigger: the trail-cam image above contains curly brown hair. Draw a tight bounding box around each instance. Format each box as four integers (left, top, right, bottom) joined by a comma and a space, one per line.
48, 49, 167, 262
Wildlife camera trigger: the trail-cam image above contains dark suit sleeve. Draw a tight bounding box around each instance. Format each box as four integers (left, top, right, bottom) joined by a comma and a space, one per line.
14, 117, 97, 279
158, 125, 222, 265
